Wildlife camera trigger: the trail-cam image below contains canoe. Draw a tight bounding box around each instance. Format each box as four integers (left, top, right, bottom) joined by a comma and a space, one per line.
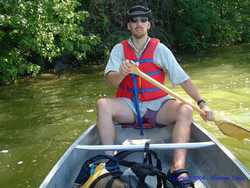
40, 122, 250, 188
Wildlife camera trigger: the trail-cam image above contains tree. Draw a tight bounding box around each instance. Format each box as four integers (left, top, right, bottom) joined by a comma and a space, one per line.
0, 0, 99, 82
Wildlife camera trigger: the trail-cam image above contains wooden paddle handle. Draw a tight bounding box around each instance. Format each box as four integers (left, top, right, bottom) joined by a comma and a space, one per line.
131, 67, 205, 115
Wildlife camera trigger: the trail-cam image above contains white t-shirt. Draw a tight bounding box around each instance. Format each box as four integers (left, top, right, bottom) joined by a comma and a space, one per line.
104, 38, 190, 116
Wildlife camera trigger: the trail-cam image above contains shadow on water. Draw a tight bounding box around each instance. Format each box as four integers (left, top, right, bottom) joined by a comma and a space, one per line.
0, 44, 249, 187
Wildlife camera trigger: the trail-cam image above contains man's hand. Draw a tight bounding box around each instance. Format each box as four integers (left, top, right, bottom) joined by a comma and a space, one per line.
105, 60, 135, 87
119, 59, 134, 77
199, 104, 214, 121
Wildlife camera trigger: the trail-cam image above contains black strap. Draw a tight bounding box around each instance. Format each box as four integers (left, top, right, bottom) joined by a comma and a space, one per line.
113, 149, 164, 188
113, 149, 162, 170
76, 151, 166, 188
169, 169, 189, 178
143, 142, 153, 165
87, 154, 120, 173
118, 160, 167, 188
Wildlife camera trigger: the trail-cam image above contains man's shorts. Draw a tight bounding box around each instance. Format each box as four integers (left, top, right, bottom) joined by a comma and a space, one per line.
120, 96, 175, 128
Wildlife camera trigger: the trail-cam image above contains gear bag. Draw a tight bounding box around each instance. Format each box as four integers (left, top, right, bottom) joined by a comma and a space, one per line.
73, 147, 169, 188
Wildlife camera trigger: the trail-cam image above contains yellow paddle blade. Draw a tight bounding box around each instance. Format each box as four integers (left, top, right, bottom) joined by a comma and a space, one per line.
215, 119, 250, 140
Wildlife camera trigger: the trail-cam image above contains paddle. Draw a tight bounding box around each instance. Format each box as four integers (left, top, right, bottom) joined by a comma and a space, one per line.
130, 64, 250, 140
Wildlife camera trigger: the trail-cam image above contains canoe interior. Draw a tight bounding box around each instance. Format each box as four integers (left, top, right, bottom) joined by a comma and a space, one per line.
40, 123, 250, 188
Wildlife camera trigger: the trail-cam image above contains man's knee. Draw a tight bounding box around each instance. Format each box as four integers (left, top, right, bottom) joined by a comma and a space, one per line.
178, 104, 193, 120
183, 104, 193, 113
96, 98, 110, 113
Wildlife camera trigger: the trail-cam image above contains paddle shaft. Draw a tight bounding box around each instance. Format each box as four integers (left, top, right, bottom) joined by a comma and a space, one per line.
130, 64, 250, 139
131, 67, 205, 115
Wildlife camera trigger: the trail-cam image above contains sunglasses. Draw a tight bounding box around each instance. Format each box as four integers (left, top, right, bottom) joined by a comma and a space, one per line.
130, 17, 148, 23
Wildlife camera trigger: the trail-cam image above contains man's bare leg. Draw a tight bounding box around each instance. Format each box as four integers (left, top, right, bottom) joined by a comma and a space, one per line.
96, 98, 135, 154
156, 100, 193, 175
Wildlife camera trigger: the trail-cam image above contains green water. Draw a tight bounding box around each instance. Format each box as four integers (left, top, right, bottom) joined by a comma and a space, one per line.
0, 45, 250, 187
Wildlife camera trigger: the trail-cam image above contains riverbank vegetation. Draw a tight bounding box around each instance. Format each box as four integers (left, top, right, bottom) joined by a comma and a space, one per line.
0, 0, 249, 83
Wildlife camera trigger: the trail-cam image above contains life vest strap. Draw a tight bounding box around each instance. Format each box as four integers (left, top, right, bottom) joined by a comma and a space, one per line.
131, 74, 144, 135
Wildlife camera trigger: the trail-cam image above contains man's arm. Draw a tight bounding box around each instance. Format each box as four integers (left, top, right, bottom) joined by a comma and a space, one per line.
105, 59, 133, 88
180, 79, 214, 121
180, 79, 202, 103
105, 71, 125, 88
104, 43, 125, 87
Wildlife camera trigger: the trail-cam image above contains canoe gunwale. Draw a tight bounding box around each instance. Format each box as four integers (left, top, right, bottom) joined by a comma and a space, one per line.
192, 121, 250, 180
39, 125, 96, 188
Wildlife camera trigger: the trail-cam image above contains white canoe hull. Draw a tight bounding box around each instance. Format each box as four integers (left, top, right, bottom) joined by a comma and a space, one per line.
40, 122, 250, 188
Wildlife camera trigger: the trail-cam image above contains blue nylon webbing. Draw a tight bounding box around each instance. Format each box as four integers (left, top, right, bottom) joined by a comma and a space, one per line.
134, 58, 153, 64
119, 86, 161, 93
131, 74, 144, 135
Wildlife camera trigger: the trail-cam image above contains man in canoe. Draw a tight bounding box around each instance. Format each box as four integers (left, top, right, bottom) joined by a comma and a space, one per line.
96, 5, 214, 188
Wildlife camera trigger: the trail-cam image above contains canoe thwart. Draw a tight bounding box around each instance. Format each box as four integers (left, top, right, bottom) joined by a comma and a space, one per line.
75, 141, 215, 151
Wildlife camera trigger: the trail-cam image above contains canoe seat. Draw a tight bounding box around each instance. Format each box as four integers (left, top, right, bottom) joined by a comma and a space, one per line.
114, 126, 173, 144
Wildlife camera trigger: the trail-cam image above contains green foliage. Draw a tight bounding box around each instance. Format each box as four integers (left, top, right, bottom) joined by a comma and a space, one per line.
0, 49, 25, 81
84, 0, 249, 53
171, 0, 214, 50
0, 0, 99, 82
0, 0, 249, 83
208, 0, 245, 45
81, 0, 130, 62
